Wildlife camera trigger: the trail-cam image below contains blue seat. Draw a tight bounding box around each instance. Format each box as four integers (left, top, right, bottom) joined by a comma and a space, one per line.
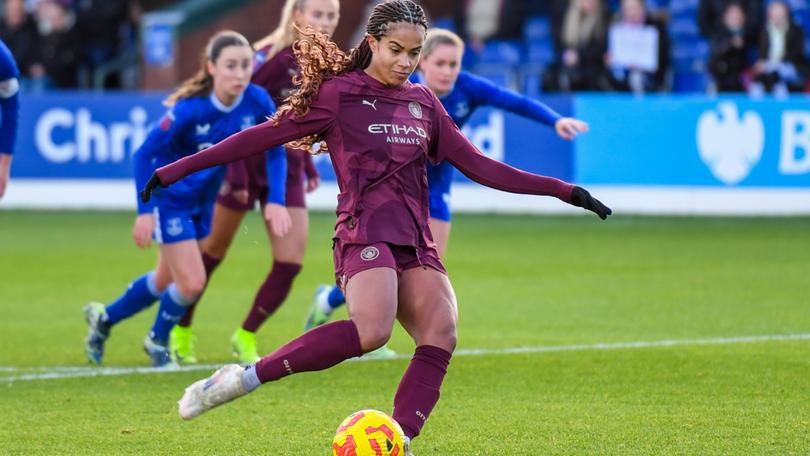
477, 40, 523, 66
524, 41, 555, 65
431, 17, 456, 32
518, 63, 545, 99
672, 71, 709, 92
471, 63, 517, 90
669, 18, 701, 38
523, 16, 551, 43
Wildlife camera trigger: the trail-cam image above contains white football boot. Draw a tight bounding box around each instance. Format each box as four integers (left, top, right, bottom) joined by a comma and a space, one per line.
178, 364, 248, 419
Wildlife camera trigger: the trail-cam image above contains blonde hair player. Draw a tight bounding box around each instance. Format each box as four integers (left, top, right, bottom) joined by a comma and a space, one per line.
304, 27, 590, 334
141, 1, 610, 453
169, 0, 340, 366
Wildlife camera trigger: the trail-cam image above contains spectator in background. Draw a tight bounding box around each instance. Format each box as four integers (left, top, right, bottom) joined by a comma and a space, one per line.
749, 0, 807, 96
708, 2, 750, 92
698, 0, 763, 44
602, 0, 670, 93
452, 0, 527, 51
35, 0, 81, 88
0, 0, 45, 85
74, 0, 133, 89
544, 0, 609, 92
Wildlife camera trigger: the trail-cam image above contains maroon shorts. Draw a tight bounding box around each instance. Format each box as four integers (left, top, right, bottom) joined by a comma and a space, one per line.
333, 240, 446, 290
216, 150, 308, 211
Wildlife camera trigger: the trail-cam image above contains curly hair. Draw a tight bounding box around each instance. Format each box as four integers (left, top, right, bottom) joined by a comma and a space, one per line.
271, 0, 428, 152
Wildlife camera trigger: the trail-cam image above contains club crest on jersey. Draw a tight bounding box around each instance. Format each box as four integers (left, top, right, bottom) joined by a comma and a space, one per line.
166, 217, 183, 237
409, 101, 422, 119
195, 123, 211, 136
241, 115, 254, 130
360, 246, 380, 261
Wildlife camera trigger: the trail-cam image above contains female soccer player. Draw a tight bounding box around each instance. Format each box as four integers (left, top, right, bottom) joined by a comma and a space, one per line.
170, 0, 341, 366
141, 1, 610, 452
304, 28, 590, 333
0, 39, 20, 200
82, 31, 291, 367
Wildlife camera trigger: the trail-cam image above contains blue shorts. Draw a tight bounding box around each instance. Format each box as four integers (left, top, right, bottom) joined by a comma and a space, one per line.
429, 190, 452, 222
152, 204, 213, 244
427, 160, 454, 222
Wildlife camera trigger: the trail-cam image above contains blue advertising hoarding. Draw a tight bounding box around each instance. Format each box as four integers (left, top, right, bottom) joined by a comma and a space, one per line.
11, 93, 574, 183
13, 92, 167, 179
574, 95, 810, 187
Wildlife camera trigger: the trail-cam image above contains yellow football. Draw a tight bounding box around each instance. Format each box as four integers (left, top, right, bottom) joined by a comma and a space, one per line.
332, 409, 406, 456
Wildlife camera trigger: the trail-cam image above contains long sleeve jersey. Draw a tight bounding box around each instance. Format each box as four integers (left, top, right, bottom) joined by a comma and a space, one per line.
155, 70, 575, 249
135, 84, 286, 214
0, 40, 20, 156
412, 70, 563, 197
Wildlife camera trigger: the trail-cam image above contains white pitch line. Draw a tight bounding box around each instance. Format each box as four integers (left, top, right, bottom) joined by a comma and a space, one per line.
1, 333, 808, 383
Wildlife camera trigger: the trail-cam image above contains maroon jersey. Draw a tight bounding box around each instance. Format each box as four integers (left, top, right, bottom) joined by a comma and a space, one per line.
227, 44, 317, 198
157, 69, 575, 249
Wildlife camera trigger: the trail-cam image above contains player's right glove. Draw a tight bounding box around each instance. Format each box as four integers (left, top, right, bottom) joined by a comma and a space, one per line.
570, 186, 612, 220
140, 173, 166, 203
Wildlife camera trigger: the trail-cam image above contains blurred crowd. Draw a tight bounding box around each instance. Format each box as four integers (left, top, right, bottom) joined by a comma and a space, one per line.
1, 0, 808, 95
450, 0, 810, 95
0, 0, 139, 90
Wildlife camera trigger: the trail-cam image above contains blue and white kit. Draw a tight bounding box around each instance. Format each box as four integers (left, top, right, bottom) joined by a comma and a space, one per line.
411, 71, 563, 222
134, 84, 287, 243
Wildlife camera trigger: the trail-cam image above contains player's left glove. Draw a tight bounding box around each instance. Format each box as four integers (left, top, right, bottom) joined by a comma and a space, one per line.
570, 186, 612, 220
140, 173, 166, 203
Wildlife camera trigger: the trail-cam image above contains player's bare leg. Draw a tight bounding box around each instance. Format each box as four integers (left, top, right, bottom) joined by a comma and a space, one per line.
428, 217, 451, 259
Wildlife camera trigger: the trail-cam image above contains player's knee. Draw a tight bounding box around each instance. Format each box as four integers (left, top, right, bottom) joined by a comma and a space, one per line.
357, 323, 393, 352
176, 276, 206, 300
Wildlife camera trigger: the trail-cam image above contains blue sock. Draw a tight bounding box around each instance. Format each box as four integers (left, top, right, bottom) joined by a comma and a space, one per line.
105, 272, 161, 325
327, 286, 346, 310
149, 284, 195, 345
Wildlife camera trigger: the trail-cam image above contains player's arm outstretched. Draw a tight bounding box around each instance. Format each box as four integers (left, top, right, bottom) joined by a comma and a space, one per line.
141, 89, 337, 202
469, 72, 588, 141
431, 101, 610, 219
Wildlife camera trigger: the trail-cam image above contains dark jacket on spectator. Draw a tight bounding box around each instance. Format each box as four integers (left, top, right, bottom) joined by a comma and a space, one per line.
698, 0, 763, 43
709, 27, 750, 91
757, 21, 807, 75
0, 14, 42, 78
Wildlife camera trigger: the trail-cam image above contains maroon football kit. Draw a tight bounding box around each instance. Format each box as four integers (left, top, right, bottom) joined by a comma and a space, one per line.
157, 69, 575, 283
155, 68, 584, 441
217, 45, 318, 211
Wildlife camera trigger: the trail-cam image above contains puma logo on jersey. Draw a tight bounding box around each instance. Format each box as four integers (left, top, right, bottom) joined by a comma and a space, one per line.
363, 99, 378, 111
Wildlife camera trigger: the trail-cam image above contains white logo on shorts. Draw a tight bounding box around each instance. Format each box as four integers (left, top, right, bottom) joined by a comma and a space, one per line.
409, 101, 422, 119
360, 246, 380, 261
166, 217, 183, 237
219, 181, 231, 196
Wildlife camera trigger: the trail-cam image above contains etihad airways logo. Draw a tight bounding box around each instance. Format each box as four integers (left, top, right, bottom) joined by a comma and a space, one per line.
368, 123, 427, 145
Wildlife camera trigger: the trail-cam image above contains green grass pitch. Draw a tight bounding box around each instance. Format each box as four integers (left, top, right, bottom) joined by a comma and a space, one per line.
1, 210, 808, 455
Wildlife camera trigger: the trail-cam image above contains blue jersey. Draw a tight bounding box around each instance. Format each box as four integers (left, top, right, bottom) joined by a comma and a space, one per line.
134, 84, 286, 214
411, 71, 563, 221
0, 40, 20, 155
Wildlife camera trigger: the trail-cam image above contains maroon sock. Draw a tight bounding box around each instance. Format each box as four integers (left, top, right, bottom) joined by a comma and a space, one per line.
392, 345, 452, 439
241, 261, 301, 332
178, 253, 222, 327
255, 319, 362, 383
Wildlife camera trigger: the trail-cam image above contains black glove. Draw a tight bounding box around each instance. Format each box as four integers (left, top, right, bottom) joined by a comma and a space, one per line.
140, 173, 166, 203
570, 186, 612, 220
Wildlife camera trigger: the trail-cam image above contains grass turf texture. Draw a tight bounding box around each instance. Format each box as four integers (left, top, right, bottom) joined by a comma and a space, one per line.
1, 211, 808, 454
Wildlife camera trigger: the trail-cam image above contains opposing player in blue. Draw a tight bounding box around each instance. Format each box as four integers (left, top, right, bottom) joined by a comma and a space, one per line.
304, 28, 589, 335
82, 31, 291, 367
0, 39, 20, 200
